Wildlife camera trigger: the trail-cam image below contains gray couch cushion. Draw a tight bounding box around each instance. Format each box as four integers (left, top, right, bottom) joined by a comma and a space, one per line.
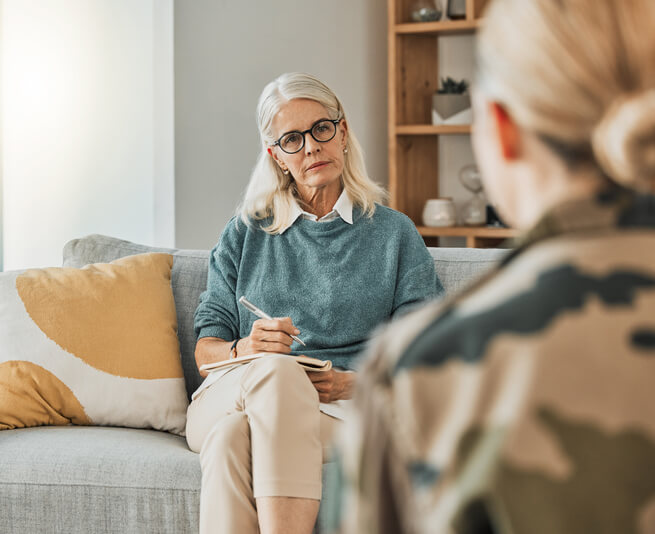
430, 246, 507, 295
63, 235, 210, 400
0, 426, 200, 533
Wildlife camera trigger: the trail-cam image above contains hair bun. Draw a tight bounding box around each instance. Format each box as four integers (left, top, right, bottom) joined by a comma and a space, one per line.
592, 90, 655, 190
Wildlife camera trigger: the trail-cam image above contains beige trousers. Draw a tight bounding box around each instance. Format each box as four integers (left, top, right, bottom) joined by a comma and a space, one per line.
186, 354, 339, 534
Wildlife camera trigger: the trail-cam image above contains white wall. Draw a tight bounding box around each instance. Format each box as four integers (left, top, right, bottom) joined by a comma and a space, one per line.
1, 0, 174, 271
0, 0, 4, 271
174, 0, 388, 249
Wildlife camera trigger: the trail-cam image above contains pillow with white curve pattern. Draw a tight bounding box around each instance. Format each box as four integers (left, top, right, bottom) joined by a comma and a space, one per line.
0, 253, 188, 435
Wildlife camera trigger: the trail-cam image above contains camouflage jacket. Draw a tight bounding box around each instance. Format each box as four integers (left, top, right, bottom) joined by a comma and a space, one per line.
329, 186, 655, 534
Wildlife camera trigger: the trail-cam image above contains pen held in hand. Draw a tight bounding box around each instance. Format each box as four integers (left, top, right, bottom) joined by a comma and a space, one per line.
238, 296, 306, 347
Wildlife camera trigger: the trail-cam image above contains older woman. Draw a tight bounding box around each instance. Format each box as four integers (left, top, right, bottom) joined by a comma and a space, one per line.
185, 72, 440, 534
332, 0, 655, 533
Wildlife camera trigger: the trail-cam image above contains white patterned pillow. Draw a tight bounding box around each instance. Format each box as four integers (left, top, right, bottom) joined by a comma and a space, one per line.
0, 253, 188, 435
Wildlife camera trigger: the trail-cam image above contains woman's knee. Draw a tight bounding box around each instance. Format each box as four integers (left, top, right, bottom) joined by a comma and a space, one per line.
241, 356, 320, 414
199, 412, 250, 467
248, 355, 315, 389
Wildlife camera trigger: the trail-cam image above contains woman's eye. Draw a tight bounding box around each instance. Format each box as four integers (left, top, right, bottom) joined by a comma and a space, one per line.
284, 134, 300, 145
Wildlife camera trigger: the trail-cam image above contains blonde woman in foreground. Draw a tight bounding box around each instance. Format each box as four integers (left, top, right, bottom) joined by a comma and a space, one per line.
186, 72, 440, 534
330, 0, 655, 532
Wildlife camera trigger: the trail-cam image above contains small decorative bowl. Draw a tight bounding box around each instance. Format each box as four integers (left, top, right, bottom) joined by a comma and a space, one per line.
422, 198, 456, 227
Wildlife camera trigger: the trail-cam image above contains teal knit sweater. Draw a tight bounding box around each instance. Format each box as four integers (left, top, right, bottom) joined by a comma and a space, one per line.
194, 205, 442, 370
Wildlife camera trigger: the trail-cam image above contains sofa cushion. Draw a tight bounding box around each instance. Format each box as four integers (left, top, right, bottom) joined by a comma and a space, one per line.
0, 426, 200, 533
429, 246, 508, 295
0, 254, 188, 435
63, 235, 210, 401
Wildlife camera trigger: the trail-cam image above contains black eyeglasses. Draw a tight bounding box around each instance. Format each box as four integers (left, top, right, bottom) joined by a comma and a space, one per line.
272, 118, 341, 154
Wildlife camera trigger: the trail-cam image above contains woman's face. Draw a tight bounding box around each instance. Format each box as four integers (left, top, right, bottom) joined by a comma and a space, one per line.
270, 99, 348, 196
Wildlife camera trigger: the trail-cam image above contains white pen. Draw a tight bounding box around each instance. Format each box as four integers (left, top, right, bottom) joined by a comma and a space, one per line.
238, 296, 306, 346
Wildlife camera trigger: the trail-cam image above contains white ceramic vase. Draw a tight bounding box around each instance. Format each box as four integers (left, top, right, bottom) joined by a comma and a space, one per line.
422, 198, 456, 227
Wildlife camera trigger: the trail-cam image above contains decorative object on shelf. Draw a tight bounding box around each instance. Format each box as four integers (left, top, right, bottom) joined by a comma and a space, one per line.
409, 0, 443, 22
486, 204, 508, 227
446, 0, 466, 20
422, 198, 456, 227
459, 164, 486, 226
432, 77, 472, 125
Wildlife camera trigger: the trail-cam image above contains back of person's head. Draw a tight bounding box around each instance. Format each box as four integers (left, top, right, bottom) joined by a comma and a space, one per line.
477, 0, 655, 191
240, 72, 385, 233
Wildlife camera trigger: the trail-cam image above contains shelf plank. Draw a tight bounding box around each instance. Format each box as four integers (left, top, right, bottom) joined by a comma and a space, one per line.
395, 19, 480, 35
396, 124, 471, 135
417, 226, 518, 238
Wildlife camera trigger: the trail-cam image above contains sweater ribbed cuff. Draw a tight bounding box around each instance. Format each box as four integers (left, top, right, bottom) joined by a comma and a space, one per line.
196, 325, 235, 342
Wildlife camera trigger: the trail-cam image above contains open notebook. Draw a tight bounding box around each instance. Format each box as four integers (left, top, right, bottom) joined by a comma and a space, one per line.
199, 352, 332, 374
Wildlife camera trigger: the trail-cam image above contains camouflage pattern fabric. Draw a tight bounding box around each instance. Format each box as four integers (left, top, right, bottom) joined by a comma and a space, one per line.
328, 186, 655, 534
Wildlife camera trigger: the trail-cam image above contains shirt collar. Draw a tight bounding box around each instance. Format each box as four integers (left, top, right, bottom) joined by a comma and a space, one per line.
280, 190, 354, 234
332, 189, 354, 224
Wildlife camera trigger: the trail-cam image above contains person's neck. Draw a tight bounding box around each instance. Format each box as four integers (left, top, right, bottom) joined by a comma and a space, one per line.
296, 182, 343, 219
516, 162, 606, 229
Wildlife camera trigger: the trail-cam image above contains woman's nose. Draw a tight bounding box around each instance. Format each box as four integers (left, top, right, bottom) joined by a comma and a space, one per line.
304, 134, 321, 155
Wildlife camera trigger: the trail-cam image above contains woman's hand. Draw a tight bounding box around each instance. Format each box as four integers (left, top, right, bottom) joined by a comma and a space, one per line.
238, 317, 300, 356
306, 369, 356, 403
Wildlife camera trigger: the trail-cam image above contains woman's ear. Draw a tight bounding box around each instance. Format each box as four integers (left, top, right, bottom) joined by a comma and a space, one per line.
269, 146, 282, 166
489, 102, 522, 161
268, 147, 290, 173
339, 119, 349, 149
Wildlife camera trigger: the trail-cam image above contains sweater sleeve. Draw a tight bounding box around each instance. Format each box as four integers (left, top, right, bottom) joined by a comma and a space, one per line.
392, 223, 443, 317
193, 218, 242, 341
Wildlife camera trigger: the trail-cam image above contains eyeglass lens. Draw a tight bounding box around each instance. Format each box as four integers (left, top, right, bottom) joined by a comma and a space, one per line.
279, 120, 337, 154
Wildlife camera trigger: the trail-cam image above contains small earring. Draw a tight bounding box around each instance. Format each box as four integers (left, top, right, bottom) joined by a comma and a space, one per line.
283, 169, 290, 175
343, 147, 348, 154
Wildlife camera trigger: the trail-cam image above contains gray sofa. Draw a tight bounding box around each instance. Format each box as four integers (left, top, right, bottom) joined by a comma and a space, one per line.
0, 234, 507, 533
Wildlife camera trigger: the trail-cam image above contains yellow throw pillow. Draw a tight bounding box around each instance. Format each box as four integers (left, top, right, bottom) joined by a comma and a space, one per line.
0, 253, 188, 435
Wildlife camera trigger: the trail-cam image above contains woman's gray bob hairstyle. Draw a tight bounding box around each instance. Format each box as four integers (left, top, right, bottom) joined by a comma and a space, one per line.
238, 72, 386, 234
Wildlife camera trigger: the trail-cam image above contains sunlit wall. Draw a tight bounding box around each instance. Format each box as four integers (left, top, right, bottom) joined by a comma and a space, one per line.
1, 0, 174, 271
0, 1, 4, 271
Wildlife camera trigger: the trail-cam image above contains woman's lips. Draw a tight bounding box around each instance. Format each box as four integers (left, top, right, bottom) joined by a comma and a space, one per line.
307, 161, 330, 171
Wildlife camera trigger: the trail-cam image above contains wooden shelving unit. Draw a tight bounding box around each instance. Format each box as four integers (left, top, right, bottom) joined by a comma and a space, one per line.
395, 19, 481, 35
388, 0, 517, 247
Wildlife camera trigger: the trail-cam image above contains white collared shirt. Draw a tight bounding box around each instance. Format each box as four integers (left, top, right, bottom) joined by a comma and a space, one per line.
279, 190, 354, 234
